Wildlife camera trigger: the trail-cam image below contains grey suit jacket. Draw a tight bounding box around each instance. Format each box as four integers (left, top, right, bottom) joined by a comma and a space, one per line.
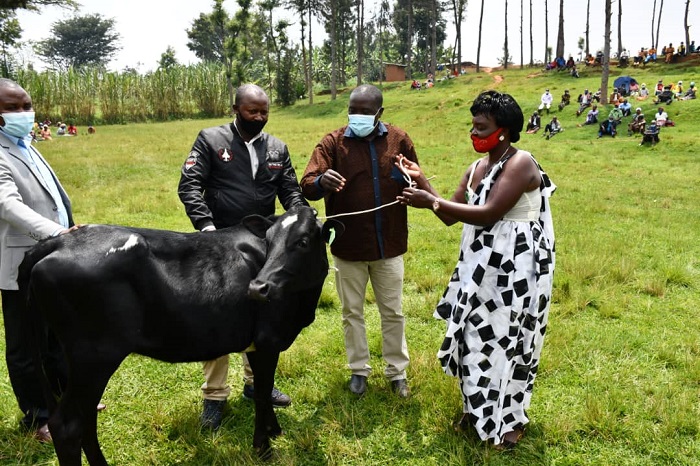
0, 131, 73, 290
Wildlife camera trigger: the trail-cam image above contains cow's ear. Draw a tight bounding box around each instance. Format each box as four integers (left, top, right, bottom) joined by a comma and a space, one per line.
241, 215, 274, 238
322, 219, 345, 244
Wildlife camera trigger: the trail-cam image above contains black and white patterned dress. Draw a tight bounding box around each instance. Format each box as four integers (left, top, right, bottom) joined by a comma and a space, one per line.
434, 150, 556, 445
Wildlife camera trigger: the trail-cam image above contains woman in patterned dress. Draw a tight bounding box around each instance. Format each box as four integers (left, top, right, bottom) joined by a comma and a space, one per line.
396, 90, 556, 448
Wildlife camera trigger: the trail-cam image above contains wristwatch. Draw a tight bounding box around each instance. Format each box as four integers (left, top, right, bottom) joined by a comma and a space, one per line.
432, 198, 441, 212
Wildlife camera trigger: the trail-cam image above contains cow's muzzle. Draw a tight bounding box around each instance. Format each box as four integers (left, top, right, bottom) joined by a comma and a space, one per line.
248, 280, 270, 302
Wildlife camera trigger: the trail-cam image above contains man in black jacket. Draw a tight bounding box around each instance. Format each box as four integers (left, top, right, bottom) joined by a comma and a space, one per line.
178, 84, 307, 430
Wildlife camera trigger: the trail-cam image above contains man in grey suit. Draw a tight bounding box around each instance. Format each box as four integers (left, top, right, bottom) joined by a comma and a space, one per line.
0, 78, 78, 442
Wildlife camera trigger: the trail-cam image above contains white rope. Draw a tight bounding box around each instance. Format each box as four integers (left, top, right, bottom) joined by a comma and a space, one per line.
317, 158, 434, 221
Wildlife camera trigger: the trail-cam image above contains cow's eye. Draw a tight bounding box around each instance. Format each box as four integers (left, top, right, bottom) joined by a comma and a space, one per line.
296, 238, 309, 248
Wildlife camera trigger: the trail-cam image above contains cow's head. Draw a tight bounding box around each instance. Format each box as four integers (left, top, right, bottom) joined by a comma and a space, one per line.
246, 205, 342, 302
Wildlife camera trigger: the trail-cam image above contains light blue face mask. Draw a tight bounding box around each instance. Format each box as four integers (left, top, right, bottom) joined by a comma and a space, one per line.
348, 111, 379, 138
1, 111, 35, 139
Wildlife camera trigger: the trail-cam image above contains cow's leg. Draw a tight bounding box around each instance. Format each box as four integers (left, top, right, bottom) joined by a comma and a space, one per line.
246, 350, 282, 459
52, 348, 123, 466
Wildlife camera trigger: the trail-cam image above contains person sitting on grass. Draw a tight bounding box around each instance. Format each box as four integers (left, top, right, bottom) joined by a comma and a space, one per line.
619, 99, 632, 117
67, 123, 77, 136
636, 83, 650, 100
640, 121, 660, 146
558, 89, 571, 111
526, 111, 541, 133
608, 104, 623, 127
681, 82, 696, 100
543, 116, 562, 140
576, 89, 592, 116
598, 116, 617, 138
654, 107, 674, 127
628, 108, 646, 135
578, 104, 599, 126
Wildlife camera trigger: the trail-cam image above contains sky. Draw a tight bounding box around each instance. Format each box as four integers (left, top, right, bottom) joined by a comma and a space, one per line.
14, 0, 697, 72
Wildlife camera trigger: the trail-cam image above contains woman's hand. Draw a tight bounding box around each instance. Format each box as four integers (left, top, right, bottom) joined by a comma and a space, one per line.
394, 154, 423, 181
397, 187, 436, 209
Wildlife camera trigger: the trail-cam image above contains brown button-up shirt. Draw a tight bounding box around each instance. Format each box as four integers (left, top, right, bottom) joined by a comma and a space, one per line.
300, 122, 419, 261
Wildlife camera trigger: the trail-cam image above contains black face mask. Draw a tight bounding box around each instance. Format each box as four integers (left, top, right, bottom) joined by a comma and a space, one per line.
236, 114, 267, 136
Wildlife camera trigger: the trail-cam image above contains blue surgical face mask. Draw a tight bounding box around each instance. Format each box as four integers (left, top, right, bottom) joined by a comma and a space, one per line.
348, 111, 379, 138
1, 111, 35, 139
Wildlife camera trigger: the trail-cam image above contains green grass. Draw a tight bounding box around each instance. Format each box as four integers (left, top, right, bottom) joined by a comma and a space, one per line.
1, 60, 700, 465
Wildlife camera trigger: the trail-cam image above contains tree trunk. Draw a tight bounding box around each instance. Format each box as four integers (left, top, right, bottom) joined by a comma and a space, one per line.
476, 0, 484, 72
585, 0, 590, 55
330, 1, 337, 100
503, 0, 509, 69
308, 7, 313, 104
601, 0, 612, 106
651, 0, 657, 48
655, 0, 664, 50
430, 0, 437, 75
357, 0, 364, 86
544, 0, 549, 64
520, 0, 524, 68
555, 0, 564, 59
407, 0, 413, 79
617, 0, 622, 58
529, 0, 534, 65
685, 0, 691, 51
299, 10, 309, 103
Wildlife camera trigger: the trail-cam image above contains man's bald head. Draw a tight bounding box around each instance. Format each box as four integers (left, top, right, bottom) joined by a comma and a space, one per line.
235, 84, 269, 107
349, 84, 383, 110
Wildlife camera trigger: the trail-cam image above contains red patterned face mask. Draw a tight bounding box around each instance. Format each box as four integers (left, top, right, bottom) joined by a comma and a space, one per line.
470, 128, 503, 153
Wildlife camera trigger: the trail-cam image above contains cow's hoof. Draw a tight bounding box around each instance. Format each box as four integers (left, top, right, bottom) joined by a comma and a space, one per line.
255, 443, 273, 461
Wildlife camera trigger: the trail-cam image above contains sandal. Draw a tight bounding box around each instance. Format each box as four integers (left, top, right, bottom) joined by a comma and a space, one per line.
495, 427, 524, 450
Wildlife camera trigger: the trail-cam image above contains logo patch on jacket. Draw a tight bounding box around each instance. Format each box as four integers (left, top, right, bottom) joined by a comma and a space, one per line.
184, 151, 198, 170
266, 149, 283, 170
218, 148, 233, 162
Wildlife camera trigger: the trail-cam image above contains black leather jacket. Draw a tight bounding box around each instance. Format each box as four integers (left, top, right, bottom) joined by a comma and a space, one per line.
178, 122, 307, 230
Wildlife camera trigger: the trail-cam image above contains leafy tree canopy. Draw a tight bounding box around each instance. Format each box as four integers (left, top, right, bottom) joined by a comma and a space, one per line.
35, 13, 120, 70
0, 0, 78, 11
158, 45, 178, 69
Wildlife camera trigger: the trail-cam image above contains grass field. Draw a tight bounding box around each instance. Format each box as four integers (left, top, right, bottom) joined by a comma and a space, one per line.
1, 61, 699, 465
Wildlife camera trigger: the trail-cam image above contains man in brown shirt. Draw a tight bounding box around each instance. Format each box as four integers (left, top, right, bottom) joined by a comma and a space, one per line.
300, 84, 418, 398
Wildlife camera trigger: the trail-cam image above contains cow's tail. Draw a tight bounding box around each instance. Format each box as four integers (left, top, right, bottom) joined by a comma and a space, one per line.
18, 238, 64, 415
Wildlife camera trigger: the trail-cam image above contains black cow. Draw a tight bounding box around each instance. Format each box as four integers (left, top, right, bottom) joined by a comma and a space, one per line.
18, 205, 341, 465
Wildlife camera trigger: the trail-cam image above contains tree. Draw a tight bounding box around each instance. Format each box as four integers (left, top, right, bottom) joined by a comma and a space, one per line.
158, 46, 178, 70
655, 0, 664, 50
520, 0, 523, 68
555, 0, 564, 59
356, 0, 364, 85
0, 9, 21, 77
685, 0, 691, 51
600, 0, 611, 106
585, 0, 590, 55
529, 0, 533, 65
0, 0, 77, 10
186, 0, 253, 110
476, 0, 484, 72
503, 0, 509, 69
651, 0, 656, 47
617, 0, 622, 58
449, 0, 466, 73
543, 0, 549, 64
36, 14, 120, 70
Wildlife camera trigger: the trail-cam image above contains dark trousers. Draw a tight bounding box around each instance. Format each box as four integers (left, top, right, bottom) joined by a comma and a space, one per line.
1, 289, 67, 428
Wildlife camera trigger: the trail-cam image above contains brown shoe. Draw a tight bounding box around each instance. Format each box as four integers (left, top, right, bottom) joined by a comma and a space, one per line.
33, 423, 52, 443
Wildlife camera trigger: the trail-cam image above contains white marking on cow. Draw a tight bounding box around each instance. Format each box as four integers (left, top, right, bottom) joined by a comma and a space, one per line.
106, 234, 139, 256
281, 214, 298, 229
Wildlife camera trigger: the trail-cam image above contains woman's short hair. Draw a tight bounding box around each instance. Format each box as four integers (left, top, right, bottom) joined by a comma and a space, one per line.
470, 90, 524, 143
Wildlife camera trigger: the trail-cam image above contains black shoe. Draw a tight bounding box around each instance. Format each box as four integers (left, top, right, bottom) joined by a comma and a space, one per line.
242, 384, 292, 408
201, 399, 226, 430
390, 378, 410, 398
349, 374, 367, 395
